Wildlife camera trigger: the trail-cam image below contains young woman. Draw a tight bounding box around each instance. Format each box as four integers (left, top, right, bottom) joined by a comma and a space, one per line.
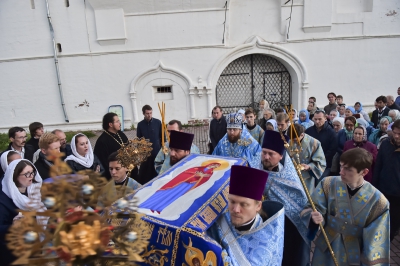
65, 133, 104, 174
0, 159, 46, 265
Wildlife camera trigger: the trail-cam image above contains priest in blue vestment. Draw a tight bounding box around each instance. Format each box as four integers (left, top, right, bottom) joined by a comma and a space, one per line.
212, 112, 261, 168
260, 130, 311, 266
302, 148, 390, 266
207, 165, 285, 266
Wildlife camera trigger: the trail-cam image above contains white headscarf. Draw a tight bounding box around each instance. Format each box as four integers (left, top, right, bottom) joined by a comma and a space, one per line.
1, 151, 12, 172
65, 134, 94, 168
2, 159, 46, 219
333, 117, 345, 128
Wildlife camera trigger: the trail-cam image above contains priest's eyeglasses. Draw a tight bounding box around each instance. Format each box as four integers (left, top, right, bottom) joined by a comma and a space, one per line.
20, 171, 35, 178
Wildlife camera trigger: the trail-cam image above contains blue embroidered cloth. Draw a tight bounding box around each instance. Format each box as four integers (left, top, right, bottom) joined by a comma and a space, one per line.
212, 130, 261, 168
110, 154, 246, 265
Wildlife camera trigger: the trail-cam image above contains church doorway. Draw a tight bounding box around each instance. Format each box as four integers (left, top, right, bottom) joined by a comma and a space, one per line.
216, 54, 291, 114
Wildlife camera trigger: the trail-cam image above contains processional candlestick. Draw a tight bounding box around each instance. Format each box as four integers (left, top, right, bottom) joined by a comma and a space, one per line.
282, 105, 339, 266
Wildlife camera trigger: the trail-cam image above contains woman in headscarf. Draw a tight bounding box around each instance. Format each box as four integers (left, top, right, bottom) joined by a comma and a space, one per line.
354, 102, 371, 122
356, 118, 375, 139
297, 109, 314, 129
329, 109, 339, 121
65, 133, 104, 174
266, 119, 278, 131
332, 117, 344, 133
377, 122, 393, 149
368, 116, 392, 146
346, 106, 362, 119
257, 99, 270, 120
290, 109, 299, 123
0, 151, 21, 178
343, 126, 377, 182
258, 108, 276, 131
307, 102, 317, 120
337, 116, 357, 156
0, 159, 47, 265
389, 109, 400, 122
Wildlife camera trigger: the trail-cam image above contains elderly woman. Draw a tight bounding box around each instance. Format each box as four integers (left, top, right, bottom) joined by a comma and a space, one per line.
0, 159, 46, 265
356, 118, 375, 139
297, 109, 314, 129
329, 109, 339, 121
343, 126, 377, 182
337, 116, 357, 156
389, 109, 400, 122
65, 133, 104, 174
368, 116, 392, 146
258, 108, 276, 131
354, 102, 371, 122
332, 117, 344, 133
257, 99, 270, 120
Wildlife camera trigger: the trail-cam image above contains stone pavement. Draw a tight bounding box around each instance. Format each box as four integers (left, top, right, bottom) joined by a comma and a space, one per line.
88, 126, 400, 264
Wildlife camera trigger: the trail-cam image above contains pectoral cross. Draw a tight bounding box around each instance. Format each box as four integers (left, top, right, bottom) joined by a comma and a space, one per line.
337, 187, 346, 197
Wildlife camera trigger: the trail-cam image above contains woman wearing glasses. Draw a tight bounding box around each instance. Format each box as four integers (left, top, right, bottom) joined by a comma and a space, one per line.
65, 133, 104, 174
0, 159, 46, 265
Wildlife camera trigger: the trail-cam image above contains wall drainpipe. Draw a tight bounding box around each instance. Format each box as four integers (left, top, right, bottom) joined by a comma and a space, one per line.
45, 0, 69, 122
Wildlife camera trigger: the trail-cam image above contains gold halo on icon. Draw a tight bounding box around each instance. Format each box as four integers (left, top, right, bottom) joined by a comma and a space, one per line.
201, 159, 230, 171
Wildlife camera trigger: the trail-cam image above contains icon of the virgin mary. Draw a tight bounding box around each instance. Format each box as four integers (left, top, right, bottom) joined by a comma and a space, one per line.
140, 161, 225, 214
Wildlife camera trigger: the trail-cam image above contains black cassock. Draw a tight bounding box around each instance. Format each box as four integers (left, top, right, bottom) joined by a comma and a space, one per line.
93, 130, 130, 180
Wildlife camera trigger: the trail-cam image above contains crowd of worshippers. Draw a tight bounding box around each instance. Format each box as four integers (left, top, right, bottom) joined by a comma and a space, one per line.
0, 88, 399, 265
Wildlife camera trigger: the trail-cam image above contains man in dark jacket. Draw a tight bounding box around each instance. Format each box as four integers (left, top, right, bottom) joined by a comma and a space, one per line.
137, 105, 162, 184
371, 95, 391, 128
94, 113, 129, 180
386, 95, 400, 111
0, 127, 35, 178
52, 129, 73, 160
372, 120, 400, 241
34, 132, 61, 180
209, 106, 227, 154
26, 122, 44, 151
305, 110, 337, 178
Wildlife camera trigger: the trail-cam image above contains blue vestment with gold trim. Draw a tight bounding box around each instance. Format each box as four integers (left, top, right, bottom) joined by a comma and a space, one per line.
207, 201, 285, 266
302, 176, 390, 266
289, 134, 326, 194
212, 130, 261, 168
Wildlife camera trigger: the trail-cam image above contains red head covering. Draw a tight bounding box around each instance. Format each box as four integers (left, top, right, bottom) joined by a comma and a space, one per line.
229, 165, 268, 201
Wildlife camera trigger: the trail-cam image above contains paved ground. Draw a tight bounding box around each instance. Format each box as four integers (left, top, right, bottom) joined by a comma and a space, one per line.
89, 126, 400, 264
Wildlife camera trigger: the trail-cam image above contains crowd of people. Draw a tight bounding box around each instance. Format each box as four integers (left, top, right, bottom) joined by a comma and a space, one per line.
0, 88, 399, 265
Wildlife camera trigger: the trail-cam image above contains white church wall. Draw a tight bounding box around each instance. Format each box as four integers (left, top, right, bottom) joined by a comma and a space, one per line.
0, 0, 399, 132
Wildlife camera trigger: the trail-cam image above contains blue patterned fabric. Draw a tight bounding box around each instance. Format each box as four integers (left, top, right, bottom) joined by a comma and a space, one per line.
302, 176, 390, 266
246, 124, 265, 145
289, 134, 326, 194
107, 154, 247, 265
207, 201, 285, 266
212, 130, 261, 168
261, 154, 310, 245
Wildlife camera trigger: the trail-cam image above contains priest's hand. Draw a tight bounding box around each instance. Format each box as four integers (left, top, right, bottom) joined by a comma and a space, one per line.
301, 164, 310, 170
311, 211, 323, 224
